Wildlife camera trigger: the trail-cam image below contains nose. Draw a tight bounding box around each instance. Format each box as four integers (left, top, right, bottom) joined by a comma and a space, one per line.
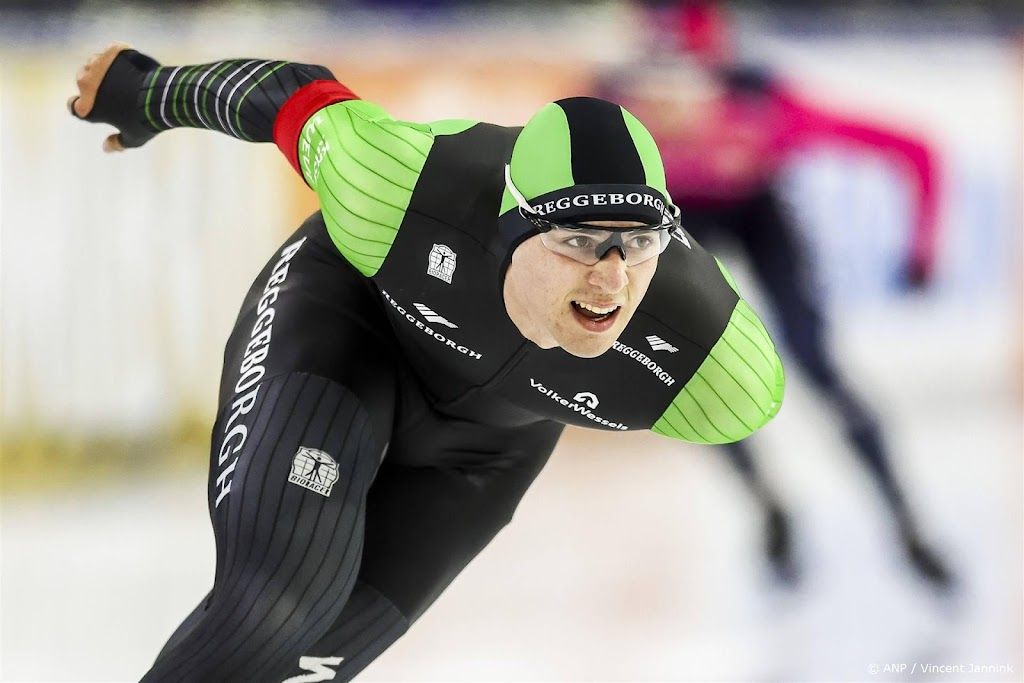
587, 249, 628, 293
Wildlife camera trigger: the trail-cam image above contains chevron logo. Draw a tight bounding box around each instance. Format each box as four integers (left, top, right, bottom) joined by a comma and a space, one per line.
646, 334, 678, 353
414, 303, 458, 329
671, 226, 692, 249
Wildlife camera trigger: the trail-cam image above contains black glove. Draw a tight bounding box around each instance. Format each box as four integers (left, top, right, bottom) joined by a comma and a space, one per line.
69, 49, 161, 149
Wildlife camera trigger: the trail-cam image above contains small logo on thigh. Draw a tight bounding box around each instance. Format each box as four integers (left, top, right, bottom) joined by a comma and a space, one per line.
289, 447, 339, 497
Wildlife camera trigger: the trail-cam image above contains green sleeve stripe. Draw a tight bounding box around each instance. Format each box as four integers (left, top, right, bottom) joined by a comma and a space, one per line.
729, 301, 774, 374
216, 60, 261, 138
188, 65, 210, 126
330, 131, 415, 196
367, 118, 432, 160
719, 336, 772, 395
668, 387, 719, 442
329, 107, 425, 182
741, 315, 770, 358
705, 340, 772, 406
234, 61, 288, 142
143, 68, 163, 131
730, 315, 773, 367
323, 144, 409, 212
652, 300, 785, 444
659, 390, 706, 442
711, 262, 778, 371
171, 66, 190, 127
170, 69, 181, 125
733, 307, 770, 350
318, 205, 386, 268
343, 108, 425, 173
182, 66, 205, 128
203, 61, 236, 133
317, 180, 400, 248
344, 104, 430, 154
318, 113, 419, 230
684, 383, 734, 441
301, 100, 433, 276
734, 299, 770, 335
189, 65, 214, 128
693, 365, 758, 435
652, 409, 688, 440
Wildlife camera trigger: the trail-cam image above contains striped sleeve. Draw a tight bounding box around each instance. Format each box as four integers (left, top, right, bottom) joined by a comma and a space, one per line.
289, 100, 435, 277
652, 260, 785, 444
136, 59, 336, 142
92, 52, 435, 277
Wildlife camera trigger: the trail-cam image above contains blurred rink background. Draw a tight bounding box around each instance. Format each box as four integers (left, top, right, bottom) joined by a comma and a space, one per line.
1, 1, 1021, 681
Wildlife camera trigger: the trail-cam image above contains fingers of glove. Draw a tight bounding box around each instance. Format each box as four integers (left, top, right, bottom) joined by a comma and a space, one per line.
69, 41, 133, 120
102, 133, 125, 153
114, 126, 157, 150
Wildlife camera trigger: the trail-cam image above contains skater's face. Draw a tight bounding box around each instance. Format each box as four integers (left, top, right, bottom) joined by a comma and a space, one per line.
503, 221, 658, 358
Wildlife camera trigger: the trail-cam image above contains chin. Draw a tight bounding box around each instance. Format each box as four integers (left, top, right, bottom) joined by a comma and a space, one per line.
560, 336, 617, 359
556, 311, 632, 358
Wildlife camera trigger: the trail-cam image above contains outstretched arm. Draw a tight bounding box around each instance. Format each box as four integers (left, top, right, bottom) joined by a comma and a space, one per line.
777, 86, 941, 286
69, 43, 341, 149
70, 44, 434, 278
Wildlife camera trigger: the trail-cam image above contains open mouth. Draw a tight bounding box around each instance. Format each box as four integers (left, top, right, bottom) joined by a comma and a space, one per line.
571, 300, 621, 332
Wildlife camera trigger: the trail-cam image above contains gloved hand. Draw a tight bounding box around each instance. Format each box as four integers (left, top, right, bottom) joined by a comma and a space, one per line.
67, 42, 161, 152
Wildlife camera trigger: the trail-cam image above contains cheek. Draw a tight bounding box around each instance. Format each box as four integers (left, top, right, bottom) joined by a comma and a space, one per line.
525, 253, 576, 307
639, 269, 655, 293
628, 264, 657, 301
542, 273, 572, 317
515, 263, 560, 324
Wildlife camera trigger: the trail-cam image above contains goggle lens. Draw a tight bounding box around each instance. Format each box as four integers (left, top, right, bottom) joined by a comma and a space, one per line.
538, 225, 671, 265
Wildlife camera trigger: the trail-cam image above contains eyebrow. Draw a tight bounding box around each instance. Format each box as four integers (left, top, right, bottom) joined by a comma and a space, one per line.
559, 224, 660, 234
550, 226, 607, 236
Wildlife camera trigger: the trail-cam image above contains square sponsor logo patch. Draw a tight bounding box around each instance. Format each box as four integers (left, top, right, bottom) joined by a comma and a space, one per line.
427, 244, 457, 284
288, 447, 339, 497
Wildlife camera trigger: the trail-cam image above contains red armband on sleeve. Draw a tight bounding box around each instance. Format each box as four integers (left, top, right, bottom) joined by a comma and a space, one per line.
272, 80, 360, 176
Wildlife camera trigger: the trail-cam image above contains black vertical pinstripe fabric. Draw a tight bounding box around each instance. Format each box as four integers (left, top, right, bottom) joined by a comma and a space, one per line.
142, 216, 567, 682
556, 97, 644, 184
142, 373, 379, 683
276, 581, 409, 682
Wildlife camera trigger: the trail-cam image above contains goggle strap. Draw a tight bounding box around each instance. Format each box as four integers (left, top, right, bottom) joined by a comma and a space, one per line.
504, 164, 537, 215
